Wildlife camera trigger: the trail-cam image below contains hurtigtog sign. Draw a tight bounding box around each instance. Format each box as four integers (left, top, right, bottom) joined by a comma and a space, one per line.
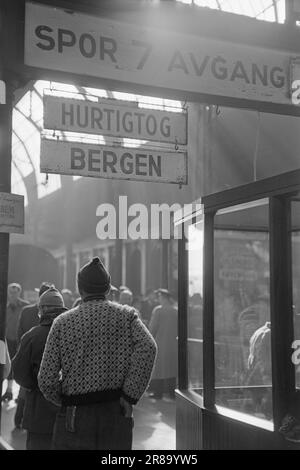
25, 2, 296, 107
43, 93, 187, 144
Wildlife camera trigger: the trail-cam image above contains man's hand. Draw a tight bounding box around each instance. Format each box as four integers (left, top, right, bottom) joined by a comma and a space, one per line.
120, 396, 133, 417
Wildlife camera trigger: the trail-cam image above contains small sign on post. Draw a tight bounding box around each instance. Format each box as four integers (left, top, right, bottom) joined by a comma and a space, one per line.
0, 193, 24, 234
0, 80, 6, 104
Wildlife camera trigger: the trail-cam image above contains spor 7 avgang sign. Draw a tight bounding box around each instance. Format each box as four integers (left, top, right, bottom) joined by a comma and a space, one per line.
40, 137, 187, 185
25, 2, 296, 107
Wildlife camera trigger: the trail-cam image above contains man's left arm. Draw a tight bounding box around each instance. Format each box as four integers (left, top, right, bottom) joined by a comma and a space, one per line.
122, 312, 157, 405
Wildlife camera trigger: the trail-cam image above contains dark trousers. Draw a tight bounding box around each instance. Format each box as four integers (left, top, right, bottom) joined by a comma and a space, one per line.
26, 432, 53, 450
52, 400, 133, 450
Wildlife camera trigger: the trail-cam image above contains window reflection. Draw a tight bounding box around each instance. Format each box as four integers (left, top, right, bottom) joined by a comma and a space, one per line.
292, 198, 300, 389
187, 222, 203, 392
213, 199, 272, 421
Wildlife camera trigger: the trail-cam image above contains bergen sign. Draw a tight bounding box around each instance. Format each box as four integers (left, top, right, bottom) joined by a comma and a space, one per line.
43, 94, 187, 144
40, 138, 187, 185
25, 2, 293, 106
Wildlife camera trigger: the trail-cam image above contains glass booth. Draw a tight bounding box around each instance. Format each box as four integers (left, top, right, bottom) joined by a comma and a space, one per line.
175, 169, 300, 450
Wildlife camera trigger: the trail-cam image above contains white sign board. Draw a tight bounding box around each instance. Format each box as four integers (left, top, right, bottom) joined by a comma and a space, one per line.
0, 80, 6, 105
0, 340, 6, 365
25, 2, 295, 106
43, 94, 187, 144
0, 193, 24, 234
40, 138, 187, 185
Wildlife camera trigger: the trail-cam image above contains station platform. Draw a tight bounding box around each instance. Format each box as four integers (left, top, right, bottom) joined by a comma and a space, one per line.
1, 383, 176, 450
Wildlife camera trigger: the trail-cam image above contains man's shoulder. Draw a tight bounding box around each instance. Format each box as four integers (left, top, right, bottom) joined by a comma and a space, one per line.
152, 305, 162, 314
108, 301, 138, 319
52, 301, 137, 325
20, 324, 41, 342
19, 298, 30, 307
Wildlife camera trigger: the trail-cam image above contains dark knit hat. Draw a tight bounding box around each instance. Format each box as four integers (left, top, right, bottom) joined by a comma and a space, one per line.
77, 257, 111, 294
39, 287, 65, 308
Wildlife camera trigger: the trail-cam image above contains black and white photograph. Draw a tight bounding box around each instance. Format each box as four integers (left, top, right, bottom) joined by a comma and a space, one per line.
0, 0, 300, 454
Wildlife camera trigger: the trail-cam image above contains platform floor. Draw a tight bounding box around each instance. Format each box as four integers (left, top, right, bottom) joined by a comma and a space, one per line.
1, 382, 176, 450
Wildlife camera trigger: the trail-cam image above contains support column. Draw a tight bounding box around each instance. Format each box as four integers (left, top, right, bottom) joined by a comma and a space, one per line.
0, 1, 15, 427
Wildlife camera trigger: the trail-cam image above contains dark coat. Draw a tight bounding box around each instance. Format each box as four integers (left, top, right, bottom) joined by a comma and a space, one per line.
17, 303, 39, 343
6, 298, 29, 342
12, 308, 66, 434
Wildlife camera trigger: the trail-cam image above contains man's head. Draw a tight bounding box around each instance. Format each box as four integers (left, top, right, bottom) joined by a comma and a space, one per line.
38, 287, 66, 316
146, 288, 157, 304
7, 283, 22, 303
156, 288, 172, 306
119, 289, 133, 306
77, 257, 111, 299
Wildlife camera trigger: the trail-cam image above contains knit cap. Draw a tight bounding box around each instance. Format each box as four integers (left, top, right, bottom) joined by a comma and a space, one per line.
39, 287, 65, 308
77, 257, 111, 294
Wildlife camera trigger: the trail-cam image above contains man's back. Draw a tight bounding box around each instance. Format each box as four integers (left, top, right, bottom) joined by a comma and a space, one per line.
39, 299, 157, 407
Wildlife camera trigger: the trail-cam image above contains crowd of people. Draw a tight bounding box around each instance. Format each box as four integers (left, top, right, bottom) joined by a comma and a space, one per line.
1, 258, 178, 450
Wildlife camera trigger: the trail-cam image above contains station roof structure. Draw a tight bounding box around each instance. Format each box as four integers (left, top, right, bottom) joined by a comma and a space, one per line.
176, 0, 285, 23
12, 0, 287, 205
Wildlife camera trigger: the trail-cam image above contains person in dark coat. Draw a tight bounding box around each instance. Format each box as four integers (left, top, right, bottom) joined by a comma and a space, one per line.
17, 283, 53, 343
14, 282, 54, 429
148, 289, 178, 399
2, 283, 29, 402
12, 287, 67, 450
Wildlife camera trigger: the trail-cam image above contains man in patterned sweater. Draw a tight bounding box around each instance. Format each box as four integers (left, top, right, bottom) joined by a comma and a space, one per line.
38, 257, 157, 450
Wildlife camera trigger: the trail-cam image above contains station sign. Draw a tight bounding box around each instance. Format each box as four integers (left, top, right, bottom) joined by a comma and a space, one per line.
0, 80, 6, 104
0, 193, 24, 234
40, 138, 187, 185
43, 94, 187, 144
25, 2, 295, 107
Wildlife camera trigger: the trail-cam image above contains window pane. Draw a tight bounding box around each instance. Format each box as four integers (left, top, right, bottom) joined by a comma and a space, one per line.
213, 199, 272, 420
187, 221, 204, 393
291, 197, 300, 389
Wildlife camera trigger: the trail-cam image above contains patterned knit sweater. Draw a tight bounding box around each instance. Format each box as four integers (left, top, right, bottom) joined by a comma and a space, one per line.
38, 300, 157, 406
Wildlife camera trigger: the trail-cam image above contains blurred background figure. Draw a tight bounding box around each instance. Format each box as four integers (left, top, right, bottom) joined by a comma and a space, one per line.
119, 285, 129, 293
148, 289, 178, 399
238, 294, 270, 370
14, 282, 54, 429
140, 289, 159, 327
18, 282, 54, 343
107, 285, 119, 302
119, 289, 133, 306
3, 340, 11, 381
61, 289, 74, 310
2, 283, 29, 402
